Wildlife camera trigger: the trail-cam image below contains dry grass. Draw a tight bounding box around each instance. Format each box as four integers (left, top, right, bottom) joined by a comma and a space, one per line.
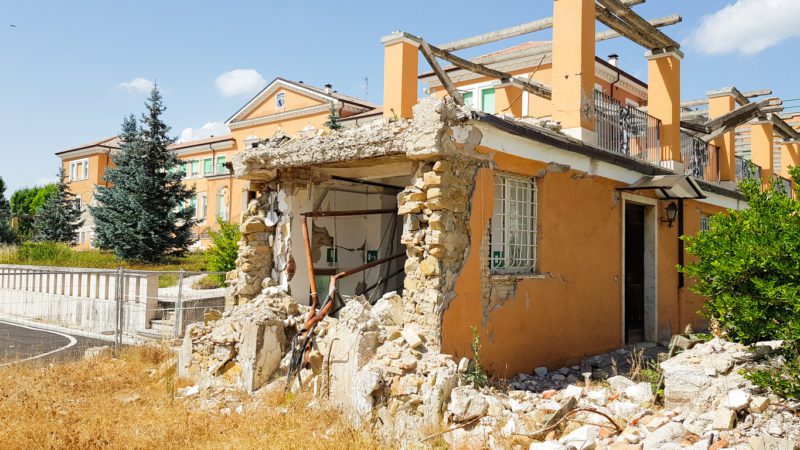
0, 346, 384, 449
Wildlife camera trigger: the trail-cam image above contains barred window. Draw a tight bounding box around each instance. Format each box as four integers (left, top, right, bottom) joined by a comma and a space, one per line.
490, 173, 537, 274
700, 215, 711, 232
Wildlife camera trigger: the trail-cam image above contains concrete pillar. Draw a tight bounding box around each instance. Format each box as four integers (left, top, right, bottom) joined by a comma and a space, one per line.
646, 49, 684, 169
552, 0, 596, 142
707, 89, 737, 183
751, 120, 774, 189
495, 83, 523, 117
381, 32, 419, 119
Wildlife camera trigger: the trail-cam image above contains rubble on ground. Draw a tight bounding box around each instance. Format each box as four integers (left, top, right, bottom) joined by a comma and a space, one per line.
178, 291, 800, 448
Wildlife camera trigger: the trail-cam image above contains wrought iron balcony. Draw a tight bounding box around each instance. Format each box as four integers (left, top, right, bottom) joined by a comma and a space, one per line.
594, 91, 661, 166
735, 155, 762, 182
680, 131, 720, 183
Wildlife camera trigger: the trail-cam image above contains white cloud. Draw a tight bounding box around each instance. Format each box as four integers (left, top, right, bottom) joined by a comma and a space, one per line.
216, 69, 266, 97
36, 176, 59, 186
118, 77, 155, 94
178, 122, 230, 143
687, 0, 800, 55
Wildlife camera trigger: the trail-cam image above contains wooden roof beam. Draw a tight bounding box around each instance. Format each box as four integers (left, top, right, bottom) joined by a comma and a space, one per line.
437, 0, 645, 52
678, 89, 773, 109
703, 99, 772, 142
769, 113, 800, 141
595, 5, 659, 50
595, 15, 681, 42
597, 0, 679, 49
418, 40, 464, 106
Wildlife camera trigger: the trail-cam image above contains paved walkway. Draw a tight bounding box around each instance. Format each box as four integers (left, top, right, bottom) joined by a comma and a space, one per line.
0, 320, 109, 366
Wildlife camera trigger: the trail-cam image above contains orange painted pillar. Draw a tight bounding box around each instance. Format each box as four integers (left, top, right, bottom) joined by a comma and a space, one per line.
780, 141, 800, 178
552, 0, 596, 142
707, 89, 737, 182
751, 120, 774, 189
495, 83, 523, 117
646, 49, 684, 168
381, 32, 419, 119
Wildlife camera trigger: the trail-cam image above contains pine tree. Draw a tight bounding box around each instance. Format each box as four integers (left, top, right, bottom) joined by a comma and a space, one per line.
91, 86, 196, 261
0, 177, 14, 244
325, 105, 342, 130
34, 168, 82, 243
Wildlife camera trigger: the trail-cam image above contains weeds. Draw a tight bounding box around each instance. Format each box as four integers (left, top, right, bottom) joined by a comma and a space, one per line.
464, 326, 489, 388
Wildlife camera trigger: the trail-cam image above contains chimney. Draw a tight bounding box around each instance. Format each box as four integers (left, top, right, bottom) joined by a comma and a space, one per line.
608, 53, 619, 67
324, 83, 333, 94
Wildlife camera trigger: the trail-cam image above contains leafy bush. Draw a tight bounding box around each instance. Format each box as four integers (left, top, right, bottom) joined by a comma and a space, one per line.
206, 218, 241, 284
682, 169, 800, 398
17, 241, 73, 264
192, 275, 224, 290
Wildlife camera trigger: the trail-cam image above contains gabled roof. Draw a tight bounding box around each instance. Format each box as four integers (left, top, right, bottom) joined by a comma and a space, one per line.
56, 136, 121, 155
57, 134, 234, 157
171, 135, 234, 150
225, 77, 377, 125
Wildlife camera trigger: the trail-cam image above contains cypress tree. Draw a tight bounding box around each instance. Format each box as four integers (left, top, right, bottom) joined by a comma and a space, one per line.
91, 86, 196, 261
34, 168, 82, 243
0, 177, 14, 244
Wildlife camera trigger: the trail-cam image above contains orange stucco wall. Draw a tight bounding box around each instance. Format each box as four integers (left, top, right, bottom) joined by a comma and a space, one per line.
441, 148, 729, 375
243, 88, 322, 120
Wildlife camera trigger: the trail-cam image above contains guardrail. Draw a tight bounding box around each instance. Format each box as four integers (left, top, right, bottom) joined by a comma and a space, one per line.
594, 91, 661, 166
735, 156, 762, 182
680, 132, 720, 182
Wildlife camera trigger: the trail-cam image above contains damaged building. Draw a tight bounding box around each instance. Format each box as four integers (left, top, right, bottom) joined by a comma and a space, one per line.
177, 0, 800, 443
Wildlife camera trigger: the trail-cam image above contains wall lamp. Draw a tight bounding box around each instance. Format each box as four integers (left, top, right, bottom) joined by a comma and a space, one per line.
661, 202, 679, 227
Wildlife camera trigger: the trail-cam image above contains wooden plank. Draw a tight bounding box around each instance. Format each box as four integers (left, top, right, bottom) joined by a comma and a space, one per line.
703, 99, 772, 142
595, 5, 660, 49
418, 40, 464, 106
681, 121, 710, 134
597, 0, 679, 49
428, 43, 553, 99
595, 14, 681, 42
437, 0, 646, 52
769, 113, 800, 140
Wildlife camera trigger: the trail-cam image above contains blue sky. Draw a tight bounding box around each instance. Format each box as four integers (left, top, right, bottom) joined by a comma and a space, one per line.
2, 0, 799, 194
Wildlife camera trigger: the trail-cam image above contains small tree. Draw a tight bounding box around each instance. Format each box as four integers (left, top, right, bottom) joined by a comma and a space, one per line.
34, 169, 82, 243
324, 105, 342, 130
0, 177, 14, 244
91, 86, 196, 261
683, 168, 800, 398
206, 217, 241, 284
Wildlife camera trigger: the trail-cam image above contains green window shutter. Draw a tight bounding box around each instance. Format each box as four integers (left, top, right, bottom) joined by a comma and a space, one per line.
182, 162, 188, 176
191, 160, 200, 176
203, 158, 212, 175
481, 88, 495, 113
462, 91, 473, 108
216, 156, 226, 174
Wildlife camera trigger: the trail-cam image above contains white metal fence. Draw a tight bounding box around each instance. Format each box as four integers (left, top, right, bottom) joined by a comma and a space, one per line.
0, 265, 227, 356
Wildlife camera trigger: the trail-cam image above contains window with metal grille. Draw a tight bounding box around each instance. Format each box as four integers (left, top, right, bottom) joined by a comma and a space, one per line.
700, 215, 711, 232
490, 173, 537, 274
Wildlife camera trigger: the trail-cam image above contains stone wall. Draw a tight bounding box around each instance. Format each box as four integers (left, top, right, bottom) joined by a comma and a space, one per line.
398, 157, 480, 347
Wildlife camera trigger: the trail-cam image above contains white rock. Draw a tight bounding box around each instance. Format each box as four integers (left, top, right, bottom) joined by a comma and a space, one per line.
608, 401, 644, 421
624, 382, 654, 406
400, 327, 423, 349
587, 388, 609, 406
608, 375, 636, 393
84, 346, 112, 360
621, 428, 641, 444
645, 416, 669, 432
535, 366, 549, 377
560, 425, 599, 450
749, 396, 770, 413
181, 385, 200, 397
642, 422, 684, 450
530, 442, 573, 450
722, 389, 751, 411
457, 357, 471, 373
371, 293, 403, 325
447, 386, 488, 423
562, 384, 584, 400
711, 408, 736, 430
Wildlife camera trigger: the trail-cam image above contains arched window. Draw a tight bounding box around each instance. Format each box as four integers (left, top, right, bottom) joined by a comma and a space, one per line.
217, 187, 229, 221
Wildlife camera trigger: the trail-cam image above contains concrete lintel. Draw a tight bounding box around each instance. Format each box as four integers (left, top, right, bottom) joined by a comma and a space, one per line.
645, 47, 684, 61
380, 31, 421, 48
705, 87, 737, 99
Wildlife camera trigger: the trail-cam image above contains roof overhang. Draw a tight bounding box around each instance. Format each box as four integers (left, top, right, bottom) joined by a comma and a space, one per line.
617, 175, 706, 199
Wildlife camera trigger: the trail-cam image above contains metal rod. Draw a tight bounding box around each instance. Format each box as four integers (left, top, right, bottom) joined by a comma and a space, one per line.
363, 267, 405, 298
301, 216, 319, 323
301, 208, 397, 218
329, 175, 404, 191
175, 268, 184, 340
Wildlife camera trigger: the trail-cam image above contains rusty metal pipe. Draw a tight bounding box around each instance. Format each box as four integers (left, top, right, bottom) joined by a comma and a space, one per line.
300, 216, 319, 322
301, 208, 396, 218
303, 252, 406, 329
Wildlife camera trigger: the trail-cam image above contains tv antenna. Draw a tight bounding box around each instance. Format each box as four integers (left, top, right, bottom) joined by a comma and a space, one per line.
359, 76, 369, 99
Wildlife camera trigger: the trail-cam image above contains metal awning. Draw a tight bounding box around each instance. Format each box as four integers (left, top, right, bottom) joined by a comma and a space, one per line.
617, 175, 706, 199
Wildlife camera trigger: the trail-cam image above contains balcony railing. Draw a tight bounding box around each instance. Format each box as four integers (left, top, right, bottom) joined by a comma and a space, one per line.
778, 176, 793, 197
594, 91, 661, 165
680, 131, 720, 182
735, 155, 762, 182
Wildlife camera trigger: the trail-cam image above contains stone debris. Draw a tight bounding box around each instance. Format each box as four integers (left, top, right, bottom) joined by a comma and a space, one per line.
84, 345, 112, 360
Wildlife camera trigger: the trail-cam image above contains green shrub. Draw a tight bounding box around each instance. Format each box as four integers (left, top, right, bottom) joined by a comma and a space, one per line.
464, 326, 489, 388
682, 168, 800, 398
206, 218, 241, 284
17, 241, 72, 264
192, 275, 224, 290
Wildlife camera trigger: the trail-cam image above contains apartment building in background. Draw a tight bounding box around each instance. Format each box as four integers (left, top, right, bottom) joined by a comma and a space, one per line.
56, 78, 378, 249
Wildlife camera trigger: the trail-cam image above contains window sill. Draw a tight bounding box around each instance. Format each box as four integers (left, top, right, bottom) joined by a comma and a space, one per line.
489, 273, 546, 283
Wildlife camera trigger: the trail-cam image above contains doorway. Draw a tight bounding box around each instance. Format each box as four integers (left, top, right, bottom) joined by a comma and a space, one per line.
622, 194, 658, 345
624, 203, 646, 344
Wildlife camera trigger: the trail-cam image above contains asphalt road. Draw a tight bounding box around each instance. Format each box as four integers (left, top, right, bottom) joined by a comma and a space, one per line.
0, 320, 111, 366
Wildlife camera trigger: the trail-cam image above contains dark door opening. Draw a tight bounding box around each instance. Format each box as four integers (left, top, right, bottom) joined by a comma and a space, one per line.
625, 203, 646, 344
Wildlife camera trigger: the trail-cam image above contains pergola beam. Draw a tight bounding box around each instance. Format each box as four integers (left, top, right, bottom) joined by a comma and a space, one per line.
596, 0, 679, 49
418, 40, 464, 106
769, 113, 800, 141
437, 0, 645, 52
595, 5, 658, 49
677, 89, 772, 109
595, 15, 681, 42
703, 99, 772, 142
